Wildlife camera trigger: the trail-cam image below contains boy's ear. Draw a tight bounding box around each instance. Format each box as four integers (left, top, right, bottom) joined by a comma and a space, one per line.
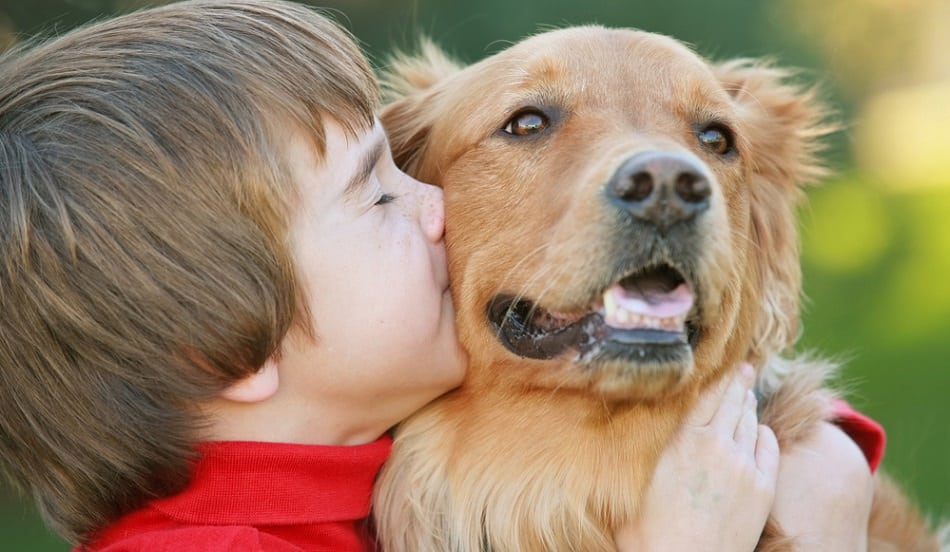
219, 358, 279, 403
712, 59, 835, 359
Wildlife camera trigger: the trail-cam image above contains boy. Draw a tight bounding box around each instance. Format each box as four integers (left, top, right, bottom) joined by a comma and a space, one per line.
0, 1, 874, 550
0, 1, 461, 547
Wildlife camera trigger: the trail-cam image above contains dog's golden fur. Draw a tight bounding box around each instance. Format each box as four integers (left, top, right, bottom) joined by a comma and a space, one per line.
373, 26, 944, 551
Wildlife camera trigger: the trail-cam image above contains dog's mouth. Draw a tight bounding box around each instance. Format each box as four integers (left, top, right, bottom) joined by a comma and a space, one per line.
488, 264, 699, 362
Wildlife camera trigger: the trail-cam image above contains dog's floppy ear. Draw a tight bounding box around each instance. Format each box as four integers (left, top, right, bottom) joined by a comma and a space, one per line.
380, 39, 462, 177
713, 60, 835, 360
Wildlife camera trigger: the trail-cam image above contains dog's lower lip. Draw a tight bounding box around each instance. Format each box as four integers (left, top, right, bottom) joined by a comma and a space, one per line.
606, 327, 687, 345
487, 297, 595, 359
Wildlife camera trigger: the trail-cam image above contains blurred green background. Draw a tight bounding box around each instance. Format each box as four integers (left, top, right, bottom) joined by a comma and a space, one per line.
1, 0, 947, 548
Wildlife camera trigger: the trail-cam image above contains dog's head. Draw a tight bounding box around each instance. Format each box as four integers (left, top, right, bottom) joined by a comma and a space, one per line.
383, 26, 830, 401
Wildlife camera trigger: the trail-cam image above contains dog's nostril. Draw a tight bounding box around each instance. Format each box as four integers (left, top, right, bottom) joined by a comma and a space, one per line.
619, 172, 654, 202
611, 172, 654, 203
675, 173, 710, 204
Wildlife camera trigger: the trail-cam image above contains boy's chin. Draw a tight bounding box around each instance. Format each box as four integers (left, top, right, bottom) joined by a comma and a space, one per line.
398, 374, 465, 424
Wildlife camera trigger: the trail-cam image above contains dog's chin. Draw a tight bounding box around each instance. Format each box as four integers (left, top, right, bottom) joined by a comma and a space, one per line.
583, 353, 696, 400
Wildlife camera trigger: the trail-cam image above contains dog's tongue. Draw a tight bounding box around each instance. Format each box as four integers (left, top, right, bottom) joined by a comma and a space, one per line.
602, 282, 693, 326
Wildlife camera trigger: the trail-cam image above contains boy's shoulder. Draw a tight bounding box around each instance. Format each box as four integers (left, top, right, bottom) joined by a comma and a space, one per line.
80, 511, 376, 552
76, 437, 392, 552
77, 524, 299, 552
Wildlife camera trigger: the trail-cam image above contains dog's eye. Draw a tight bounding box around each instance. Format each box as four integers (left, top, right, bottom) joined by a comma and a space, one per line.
503, 110, 549, 136
697, 125, 734, 155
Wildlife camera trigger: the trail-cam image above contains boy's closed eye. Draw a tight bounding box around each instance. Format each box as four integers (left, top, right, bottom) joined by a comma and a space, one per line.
375, 193, 397, 206
344, 136, 386, 198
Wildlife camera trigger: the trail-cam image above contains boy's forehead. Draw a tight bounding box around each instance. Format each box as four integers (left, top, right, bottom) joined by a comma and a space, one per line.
283, 118, 387, 200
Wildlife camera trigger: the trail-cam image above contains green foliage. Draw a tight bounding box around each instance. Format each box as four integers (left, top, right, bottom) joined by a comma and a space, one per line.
800, 176, 950, 515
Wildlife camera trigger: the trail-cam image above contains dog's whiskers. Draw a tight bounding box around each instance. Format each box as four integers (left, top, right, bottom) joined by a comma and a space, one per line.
492, 242, 558, 331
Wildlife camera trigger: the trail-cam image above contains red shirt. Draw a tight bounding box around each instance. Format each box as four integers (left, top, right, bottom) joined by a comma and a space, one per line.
76, 403, 884, 551
78, 436, 392, 552
831, 399, 886, 473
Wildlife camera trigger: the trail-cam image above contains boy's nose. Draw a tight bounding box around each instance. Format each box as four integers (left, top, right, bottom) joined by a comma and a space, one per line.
420, 184, 446, 242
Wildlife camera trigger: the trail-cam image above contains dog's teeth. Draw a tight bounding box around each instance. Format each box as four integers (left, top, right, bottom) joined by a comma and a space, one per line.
617, 309, 629, 324
601, 301, 686, 332
603, 289, 618, 319
601, 284, 690, 332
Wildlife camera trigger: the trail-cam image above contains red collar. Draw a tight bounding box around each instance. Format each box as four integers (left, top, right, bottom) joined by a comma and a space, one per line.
148, 436, 392, 526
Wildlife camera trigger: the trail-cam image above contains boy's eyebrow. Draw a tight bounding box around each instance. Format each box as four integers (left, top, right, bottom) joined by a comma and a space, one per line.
343, 137, 386, 198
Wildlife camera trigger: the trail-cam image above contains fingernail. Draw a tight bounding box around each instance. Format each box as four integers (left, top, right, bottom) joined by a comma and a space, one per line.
739, 362, 755, 382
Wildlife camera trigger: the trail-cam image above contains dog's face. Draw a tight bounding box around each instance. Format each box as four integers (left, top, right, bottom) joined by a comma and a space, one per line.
383, 26, 827, 401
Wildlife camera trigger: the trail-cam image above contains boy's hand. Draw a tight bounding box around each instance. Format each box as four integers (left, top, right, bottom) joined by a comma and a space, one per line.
771, 421, 874, 551
614, 363, 779, 552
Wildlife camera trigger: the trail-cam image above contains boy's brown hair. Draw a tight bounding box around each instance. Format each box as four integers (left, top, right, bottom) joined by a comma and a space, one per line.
0, 0, 378, 542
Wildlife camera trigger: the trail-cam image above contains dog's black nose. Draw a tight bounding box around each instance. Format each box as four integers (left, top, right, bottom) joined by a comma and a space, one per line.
606, 151, 711, 234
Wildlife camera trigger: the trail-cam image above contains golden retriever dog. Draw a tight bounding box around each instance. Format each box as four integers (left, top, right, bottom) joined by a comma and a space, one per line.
372, 26, 944, 551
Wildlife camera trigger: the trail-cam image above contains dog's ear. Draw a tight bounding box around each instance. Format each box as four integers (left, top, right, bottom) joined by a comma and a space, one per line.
713, 60, 836, 360
713, 59, 833, 188
380, 39, 462, 177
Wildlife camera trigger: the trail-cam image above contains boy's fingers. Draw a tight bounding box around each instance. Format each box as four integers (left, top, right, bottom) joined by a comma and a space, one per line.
686, 363, 754, 426
754, 424, 781, 484
709, 365, 754, 431
734, 390, 759, 454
